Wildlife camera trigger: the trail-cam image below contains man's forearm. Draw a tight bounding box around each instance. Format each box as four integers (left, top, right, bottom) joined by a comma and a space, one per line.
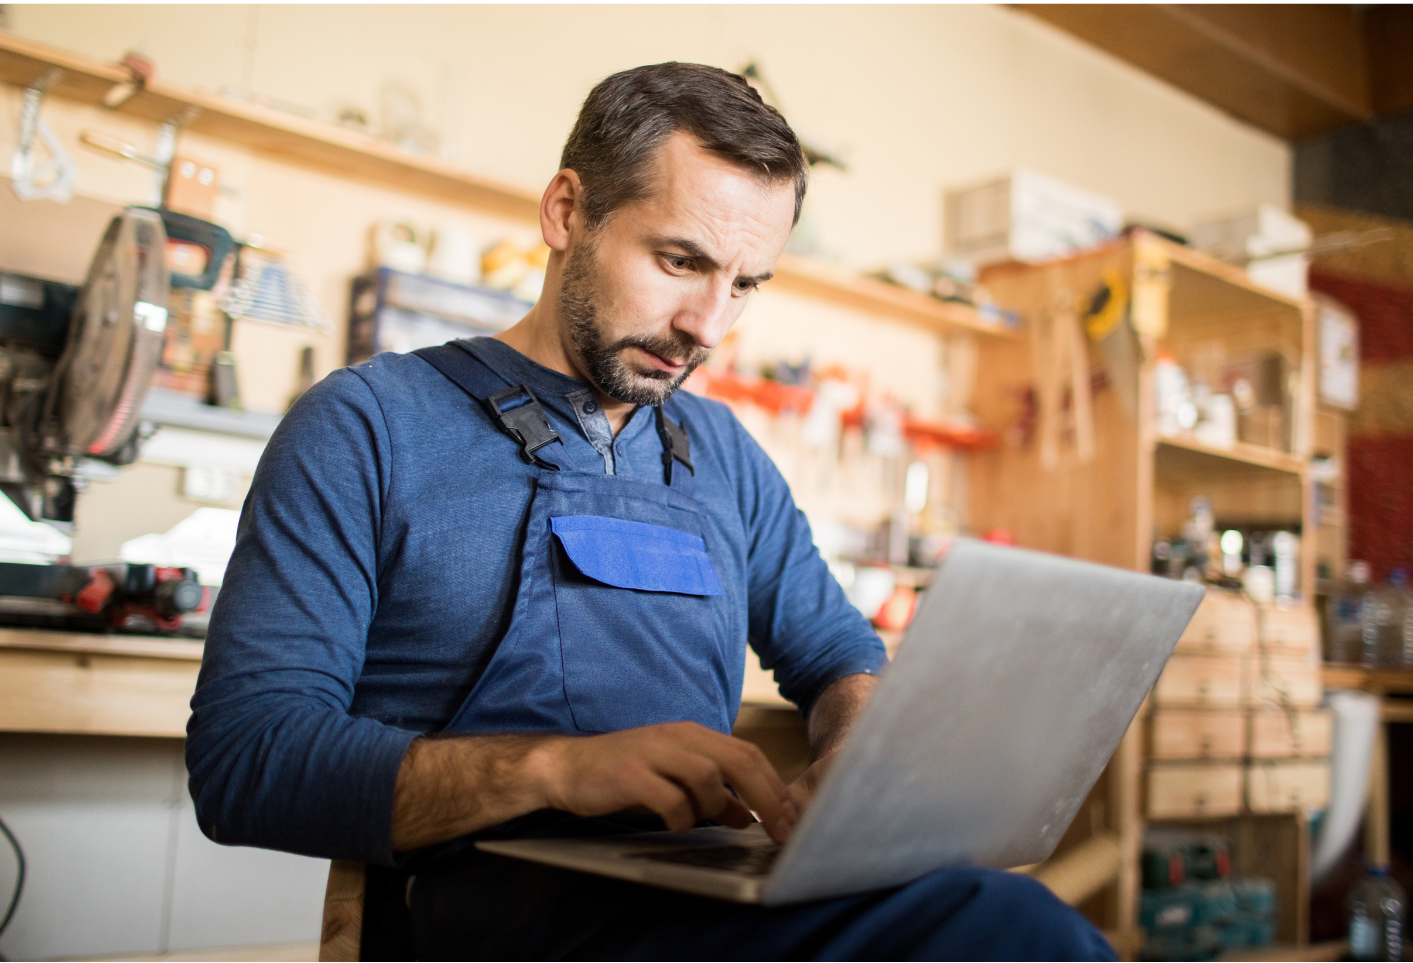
391, 722, 800, 853
391, 734, 557, 852
807, 673, 880, 761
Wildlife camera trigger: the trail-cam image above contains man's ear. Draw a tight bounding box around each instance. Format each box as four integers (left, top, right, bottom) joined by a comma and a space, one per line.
540, 168, 582, 253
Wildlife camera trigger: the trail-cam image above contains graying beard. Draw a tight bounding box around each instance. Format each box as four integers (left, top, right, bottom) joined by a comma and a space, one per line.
559, 245, 699, 407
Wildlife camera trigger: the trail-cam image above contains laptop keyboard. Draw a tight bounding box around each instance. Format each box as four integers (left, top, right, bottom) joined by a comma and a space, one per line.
628, 844, 781, 875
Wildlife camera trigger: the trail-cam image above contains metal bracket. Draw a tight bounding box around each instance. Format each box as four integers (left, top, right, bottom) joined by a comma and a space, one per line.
10, 69, 77, 203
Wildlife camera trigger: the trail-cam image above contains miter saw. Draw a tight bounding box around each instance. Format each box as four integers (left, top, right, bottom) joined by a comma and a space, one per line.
0, 206, 169, 524
0, 205, 231, 633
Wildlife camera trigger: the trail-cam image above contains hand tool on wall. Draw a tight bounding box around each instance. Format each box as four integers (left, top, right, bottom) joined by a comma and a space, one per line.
1030, 288, 1095, 470
1084, 268, 1142, 424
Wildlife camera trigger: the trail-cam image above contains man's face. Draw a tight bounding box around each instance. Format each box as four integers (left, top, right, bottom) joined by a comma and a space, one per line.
558, 132, 797, 406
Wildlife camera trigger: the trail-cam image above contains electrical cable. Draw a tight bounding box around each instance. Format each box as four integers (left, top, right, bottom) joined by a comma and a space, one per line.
0, 812, 24, 946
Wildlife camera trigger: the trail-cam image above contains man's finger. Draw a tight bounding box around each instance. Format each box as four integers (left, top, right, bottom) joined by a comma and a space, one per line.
696, 737, 796, 843
670, 726, 794, 812
655, 753, 728, 825
716, 794, 755, 830
639, 775, 697, 833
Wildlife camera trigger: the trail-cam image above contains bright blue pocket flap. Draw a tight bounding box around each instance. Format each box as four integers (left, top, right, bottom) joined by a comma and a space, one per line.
550, 515, 724, 597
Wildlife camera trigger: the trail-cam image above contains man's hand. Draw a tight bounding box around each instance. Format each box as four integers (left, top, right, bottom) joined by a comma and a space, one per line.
786, 672, 880, 811
536, 722, 797, 842
391, 722, 797, 853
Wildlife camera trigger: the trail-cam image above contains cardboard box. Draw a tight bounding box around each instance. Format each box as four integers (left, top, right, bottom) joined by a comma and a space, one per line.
1190, 205, 1311, 299
944, 170, 1122, 266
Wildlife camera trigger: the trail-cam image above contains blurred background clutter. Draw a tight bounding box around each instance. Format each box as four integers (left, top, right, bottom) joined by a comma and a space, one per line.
0, 4, 1410, 961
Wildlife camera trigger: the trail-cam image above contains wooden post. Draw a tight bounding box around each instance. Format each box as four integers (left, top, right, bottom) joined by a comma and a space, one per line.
1364, 704, 1390, 866
1110, 717, 1144, 951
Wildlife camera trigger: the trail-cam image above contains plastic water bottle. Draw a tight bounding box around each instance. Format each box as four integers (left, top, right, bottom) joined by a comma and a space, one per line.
1327, 561, 1371, 663
1390, 568, 1413, 668
1349, 866, 1406, 961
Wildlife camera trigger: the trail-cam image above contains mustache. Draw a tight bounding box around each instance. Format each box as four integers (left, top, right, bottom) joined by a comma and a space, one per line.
609, 333, 710, 373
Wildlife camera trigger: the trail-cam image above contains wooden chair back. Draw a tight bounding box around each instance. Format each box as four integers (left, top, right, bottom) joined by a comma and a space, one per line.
318, 860, 366, 962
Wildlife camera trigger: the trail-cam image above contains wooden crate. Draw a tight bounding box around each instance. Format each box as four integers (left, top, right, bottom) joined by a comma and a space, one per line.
1248, 707, 1333, 759
1146, 763, 1243, 819
1242, 654, 1323, 707
1175, 589, 1257, 654
1256, 604, 1319, 656
1246, 760, 1330, 813
1149, 708, 1246, 761
1153, 654, 1243, 707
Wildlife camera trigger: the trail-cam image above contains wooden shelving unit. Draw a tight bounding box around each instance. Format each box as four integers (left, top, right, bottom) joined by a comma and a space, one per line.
967, 232, 1318, 954
0, 30, 1015, 342
1154, 435, 1306, 480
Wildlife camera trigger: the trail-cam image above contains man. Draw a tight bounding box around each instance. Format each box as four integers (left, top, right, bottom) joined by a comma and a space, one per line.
188, 63, 1113, 960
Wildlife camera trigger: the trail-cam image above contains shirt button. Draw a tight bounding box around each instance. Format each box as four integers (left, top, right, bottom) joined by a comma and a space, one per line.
583, 400, 598, 413
615, 445, 624, 455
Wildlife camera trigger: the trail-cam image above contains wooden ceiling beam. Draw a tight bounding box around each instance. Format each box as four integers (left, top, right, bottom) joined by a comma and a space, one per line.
1366, 5, 1413, 117
1013, 4, 1375, 141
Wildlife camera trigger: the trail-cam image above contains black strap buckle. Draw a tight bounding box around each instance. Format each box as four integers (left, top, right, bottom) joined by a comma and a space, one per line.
654, 407, 695, 484
484, 385, 563, 466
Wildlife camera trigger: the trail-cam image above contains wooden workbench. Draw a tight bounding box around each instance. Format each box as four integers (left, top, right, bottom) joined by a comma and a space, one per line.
0, 627, 203, 738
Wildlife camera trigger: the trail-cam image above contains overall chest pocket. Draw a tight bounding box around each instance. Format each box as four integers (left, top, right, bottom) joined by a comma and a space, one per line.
548, 515, 731, 733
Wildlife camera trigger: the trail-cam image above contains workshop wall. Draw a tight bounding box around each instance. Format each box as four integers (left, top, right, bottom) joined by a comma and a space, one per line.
0, 4, 1294, 546
8, 3, 1290, 269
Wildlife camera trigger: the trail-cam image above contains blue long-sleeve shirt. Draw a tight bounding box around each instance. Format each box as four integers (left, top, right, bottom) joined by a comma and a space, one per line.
186, 337, 887, 865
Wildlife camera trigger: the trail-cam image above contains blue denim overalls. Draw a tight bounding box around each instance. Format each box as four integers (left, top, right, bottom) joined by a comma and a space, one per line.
414, 341, 737, 737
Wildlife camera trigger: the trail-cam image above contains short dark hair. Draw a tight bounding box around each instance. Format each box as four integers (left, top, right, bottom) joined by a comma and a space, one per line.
560, 62, 808, 231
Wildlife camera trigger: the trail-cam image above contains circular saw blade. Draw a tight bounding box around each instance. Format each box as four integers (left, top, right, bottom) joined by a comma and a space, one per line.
61, 207, 170, 459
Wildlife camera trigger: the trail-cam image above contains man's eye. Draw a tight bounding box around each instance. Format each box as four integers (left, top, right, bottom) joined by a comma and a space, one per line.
665, 255, 692, 271
735, 279, 758, 294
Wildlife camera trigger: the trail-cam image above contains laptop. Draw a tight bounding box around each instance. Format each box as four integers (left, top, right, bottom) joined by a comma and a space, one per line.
478, 538, 1203, 905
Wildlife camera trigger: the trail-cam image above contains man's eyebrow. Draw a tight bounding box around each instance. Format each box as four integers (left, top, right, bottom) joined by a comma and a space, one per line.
652, 235, 775, 285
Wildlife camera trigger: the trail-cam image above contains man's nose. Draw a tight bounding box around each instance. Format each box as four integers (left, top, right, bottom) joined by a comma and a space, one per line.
673, 276, 736, 350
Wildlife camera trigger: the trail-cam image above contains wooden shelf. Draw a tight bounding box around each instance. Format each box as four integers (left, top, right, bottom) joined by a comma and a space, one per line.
0, 626, 203, 660
0, 30, 541, 221
772, 254, 1017, 338
0, 30, 1010, 341
1148, 232, 1309, 321
1154, 435, 1305, 480
1322, 663, 1413, 694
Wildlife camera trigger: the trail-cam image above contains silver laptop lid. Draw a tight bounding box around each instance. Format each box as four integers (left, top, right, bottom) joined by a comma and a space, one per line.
763, 539, 1202, 904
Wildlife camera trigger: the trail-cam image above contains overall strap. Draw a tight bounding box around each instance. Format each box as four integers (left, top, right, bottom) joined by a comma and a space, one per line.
654, 404, 695, 487
413, 342, 564, 469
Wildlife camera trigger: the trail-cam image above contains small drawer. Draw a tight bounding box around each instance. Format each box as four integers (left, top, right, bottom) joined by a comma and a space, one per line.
1153, 655, 1244, 707
1150, 709, 1246, 761
1176, 589, 1257, 654
1248, 708, 1333, 759
1256, 605, 1319, 656
1147, 763, 1243, 819
1246, 760, 1330, 813
1242, 654, 1323, 708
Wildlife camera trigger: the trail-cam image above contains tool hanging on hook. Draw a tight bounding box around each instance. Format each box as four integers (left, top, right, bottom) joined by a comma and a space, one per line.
10, 69, 77, 203
1030, 287, 1096, 471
